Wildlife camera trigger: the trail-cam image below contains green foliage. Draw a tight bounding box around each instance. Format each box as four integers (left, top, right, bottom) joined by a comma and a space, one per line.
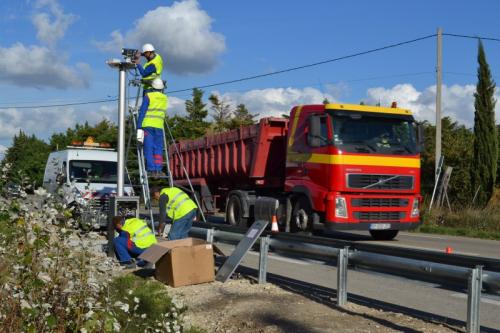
227, 104, 257, 130
471, 40, 498, 207
322, 98, 330, 105
209, 94, 232, 132
49, 119, 117, 150
420, 118, 474, 206
183, 88, 210, 138
2, 131, 50, 188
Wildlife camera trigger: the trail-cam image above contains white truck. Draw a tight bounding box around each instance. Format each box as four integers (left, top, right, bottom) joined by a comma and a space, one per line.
43, 139, 133, 228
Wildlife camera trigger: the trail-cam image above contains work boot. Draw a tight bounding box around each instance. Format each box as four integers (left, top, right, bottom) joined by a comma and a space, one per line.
121, 259, 136, 269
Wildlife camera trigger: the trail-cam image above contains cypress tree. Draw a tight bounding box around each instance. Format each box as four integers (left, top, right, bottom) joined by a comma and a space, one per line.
471, 39, 498, 207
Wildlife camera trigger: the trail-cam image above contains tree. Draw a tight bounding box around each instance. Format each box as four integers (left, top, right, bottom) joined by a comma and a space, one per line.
49, 120, 117, 150
322, 98, 330, 105
228, 104, 257, 130
183, 88, 210, 138
209, 94, 232, 132
2, 131, 50, 187
470, 40, 498, 207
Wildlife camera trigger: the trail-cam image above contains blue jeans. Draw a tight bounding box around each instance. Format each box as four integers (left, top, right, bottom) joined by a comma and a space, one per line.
143, 127, 164, 172
168, 209, 196, 240
113, 234, 146, 264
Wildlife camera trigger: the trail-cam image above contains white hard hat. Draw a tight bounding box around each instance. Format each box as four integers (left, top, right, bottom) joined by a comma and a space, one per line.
142, 43, 155, 53
151, 78, 164, 90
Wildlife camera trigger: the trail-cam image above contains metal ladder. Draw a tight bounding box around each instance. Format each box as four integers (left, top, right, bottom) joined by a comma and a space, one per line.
124, 73, 206, 233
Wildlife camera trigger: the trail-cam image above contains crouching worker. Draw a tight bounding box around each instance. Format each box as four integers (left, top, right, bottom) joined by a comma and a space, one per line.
113, 216, 157, 268
153, 186, 197, 240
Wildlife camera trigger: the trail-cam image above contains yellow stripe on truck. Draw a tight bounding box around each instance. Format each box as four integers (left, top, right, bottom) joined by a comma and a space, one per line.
287, 105, 303, 148
298, 153, 420, 168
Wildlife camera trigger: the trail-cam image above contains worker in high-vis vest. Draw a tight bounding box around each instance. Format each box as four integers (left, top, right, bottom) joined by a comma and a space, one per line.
136, 78, 168, 177
153, 186, 198, 240
112, 216, 157, 268
134, 43, 163, 91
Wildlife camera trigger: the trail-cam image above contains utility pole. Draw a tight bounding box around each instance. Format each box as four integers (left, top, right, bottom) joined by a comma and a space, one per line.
435, 27, 443, 178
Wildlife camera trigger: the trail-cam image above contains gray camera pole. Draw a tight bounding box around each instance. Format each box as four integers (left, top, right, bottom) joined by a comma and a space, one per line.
117, 65, 126, 196
107, 58, 136, 196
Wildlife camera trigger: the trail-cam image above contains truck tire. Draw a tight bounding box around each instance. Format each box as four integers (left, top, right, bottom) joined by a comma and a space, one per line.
226, 194, 248, 228
369, 230, 399, 240
291, 196, 313, 233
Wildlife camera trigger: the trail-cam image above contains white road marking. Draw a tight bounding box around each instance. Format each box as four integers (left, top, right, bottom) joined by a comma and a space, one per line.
400, 233, 446, 240
248, 251, 310, 266
450, 293, 500, 306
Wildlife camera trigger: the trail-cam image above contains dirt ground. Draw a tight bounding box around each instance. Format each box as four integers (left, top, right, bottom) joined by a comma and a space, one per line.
166, 276, 463, 333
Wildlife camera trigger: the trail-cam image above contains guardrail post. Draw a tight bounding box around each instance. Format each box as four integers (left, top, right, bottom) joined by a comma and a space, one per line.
206, 228, 215, 244
467, 265, 482, 333
337, 246, 349, 306
258, 236, 270, 284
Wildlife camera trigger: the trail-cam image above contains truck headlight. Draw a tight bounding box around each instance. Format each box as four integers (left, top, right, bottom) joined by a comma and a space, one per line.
335, 197, 348, 218
410, 198, 420, 218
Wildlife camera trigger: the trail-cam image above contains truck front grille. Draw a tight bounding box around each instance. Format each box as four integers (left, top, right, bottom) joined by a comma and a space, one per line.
353, 211, 405, 221
348, 174, 414, 190
351, 198, 409, 207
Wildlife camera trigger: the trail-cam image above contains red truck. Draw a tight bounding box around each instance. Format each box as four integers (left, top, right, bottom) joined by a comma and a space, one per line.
170, 103, 423, 240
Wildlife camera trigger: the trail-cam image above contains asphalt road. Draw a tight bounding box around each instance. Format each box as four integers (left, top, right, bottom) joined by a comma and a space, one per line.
215, 240, 500, 332
324, 230, 500, 259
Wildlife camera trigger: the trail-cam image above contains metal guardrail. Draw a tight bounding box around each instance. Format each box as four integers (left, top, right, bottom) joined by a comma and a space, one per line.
189, 226, 500, 333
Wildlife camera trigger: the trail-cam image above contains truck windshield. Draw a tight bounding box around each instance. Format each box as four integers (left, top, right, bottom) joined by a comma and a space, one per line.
330, 112, 417, 155
69, 160, 117, 184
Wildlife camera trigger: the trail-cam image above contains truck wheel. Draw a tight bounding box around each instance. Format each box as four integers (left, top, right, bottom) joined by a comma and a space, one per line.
291, 196, 312, 233
226, 195, 248, 228
369, 230, 399, 240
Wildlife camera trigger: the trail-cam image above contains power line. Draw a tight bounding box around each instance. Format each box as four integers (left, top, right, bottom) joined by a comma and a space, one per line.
0, 33, 436, 109
443, 33, 500, 42
167, 34, 437, 94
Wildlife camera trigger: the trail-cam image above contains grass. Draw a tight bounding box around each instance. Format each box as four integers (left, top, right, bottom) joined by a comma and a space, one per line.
415, 198, 500, 240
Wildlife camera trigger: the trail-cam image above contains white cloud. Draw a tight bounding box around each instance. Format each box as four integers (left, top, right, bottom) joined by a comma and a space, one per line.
217, 87, 338, 118
0, 106, 77, 142
32, 0, 76, 46
364, 83, 500, 126
96, 0, 225, 75
0, 43, 90, 89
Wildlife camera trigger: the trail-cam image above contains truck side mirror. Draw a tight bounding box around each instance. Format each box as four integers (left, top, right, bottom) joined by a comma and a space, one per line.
416, 123, 425, 152
308, 116, 322, 148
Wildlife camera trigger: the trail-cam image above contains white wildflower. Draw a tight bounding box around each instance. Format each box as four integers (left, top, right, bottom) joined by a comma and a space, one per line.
80, 328, 88, 333
38, 272, 52, 283
114, 301, 129, 313
84, 310, 94, 320
141, 313, 147, 319
20, 299, 31, 309
133, 297, 139, 304
113, 320, 121, 332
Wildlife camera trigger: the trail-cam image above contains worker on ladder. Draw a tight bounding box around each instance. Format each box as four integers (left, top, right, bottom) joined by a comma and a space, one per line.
134, 43, 163, 91
136, 78, 168, 177
152, 186, 198, 240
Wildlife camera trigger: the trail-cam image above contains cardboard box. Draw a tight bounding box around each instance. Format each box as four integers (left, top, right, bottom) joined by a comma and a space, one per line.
139, 238, 216, 287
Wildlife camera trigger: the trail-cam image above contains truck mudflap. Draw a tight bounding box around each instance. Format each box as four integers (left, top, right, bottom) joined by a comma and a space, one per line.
322, 220, 422, 232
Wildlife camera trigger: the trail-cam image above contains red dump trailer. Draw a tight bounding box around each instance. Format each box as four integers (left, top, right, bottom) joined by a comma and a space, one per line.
170, 104, 423, 240
170, 117, 288, 214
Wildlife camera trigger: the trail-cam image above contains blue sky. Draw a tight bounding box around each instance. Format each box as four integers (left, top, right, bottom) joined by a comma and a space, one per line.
1, 0, 499, 156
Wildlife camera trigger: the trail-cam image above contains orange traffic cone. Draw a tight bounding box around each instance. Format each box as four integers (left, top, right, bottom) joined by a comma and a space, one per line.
271, 214, 279, 233
445, 247, 453, 254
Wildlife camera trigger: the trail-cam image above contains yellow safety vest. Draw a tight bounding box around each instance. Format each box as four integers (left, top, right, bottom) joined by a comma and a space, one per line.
142, 91, 168, 129
121, 218, 157, 249
142, 54, 163, 90
161, 187, 197, 221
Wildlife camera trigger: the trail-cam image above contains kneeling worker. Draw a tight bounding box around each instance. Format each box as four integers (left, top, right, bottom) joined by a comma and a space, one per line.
153, 186, 197, 240
113, 216, 157, 268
